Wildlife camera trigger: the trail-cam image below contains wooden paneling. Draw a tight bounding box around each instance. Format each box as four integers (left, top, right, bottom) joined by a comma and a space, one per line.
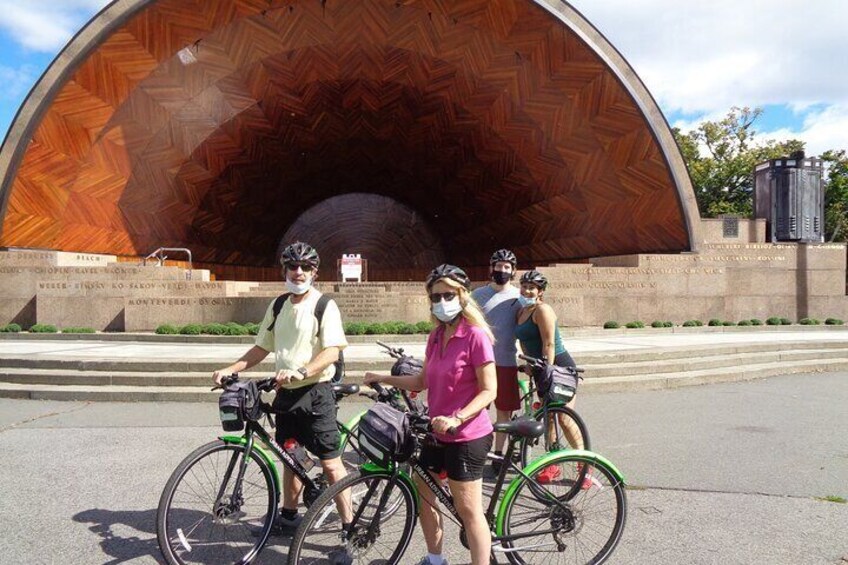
1, 0, 694, 281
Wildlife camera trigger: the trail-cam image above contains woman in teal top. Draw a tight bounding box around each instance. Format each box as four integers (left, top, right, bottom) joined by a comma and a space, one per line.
515, 270, 575, 368
515, 269, 582, 483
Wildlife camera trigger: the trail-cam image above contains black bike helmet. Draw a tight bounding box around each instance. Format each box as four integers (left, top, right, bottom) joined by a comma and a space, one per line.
520, 269, 548, 290
280, 241, 320, 269
490, 248, 517, 267
426, 264, 471, 290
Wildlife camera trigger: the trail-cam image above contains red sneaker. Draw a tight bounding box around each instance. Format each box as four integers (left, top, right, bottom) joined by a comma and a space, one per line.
537, 464, 562, 484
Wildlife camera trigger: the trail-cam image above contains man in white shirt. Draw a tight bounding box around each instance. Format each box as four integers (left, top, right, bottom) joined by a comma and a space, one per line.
213, 242, 350, 533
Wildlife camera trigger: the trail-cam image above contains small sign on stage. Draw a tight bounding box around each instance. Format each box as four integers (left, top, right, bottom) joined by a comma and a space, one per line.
340, 254, 363, 282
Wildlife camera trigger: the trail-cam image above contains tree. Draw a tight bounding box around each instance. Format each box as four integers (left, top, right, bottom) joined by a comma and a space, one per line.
822, 149, 848, 242
673, 107, 804, 218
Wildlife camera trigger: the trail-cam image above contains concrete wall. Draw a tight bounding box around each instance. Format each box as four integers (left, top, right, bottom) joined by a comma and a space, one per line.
1, 244, 846, 330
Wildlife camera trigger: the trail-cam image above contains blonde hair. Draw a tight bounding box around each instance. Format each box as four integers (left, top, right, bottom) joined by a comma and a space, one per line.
428, 278, 495, 344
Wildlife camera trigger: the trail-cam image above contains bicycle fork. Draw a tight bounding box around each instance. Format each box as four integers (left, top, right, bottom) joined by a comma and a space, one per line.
214, 432, 257, 520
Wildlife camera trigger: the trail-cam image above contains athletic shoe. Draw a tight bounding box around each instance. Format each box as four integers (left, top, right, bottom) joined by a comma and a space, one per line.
537, 464, 562, 484
269, 510, 302, 536
415, 558, 449, 565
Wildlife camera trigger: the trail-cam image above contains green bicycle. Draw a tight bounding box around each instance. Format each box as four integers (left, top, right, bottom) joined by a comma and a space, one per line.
287, 412, 627, 564
516, 354, 591, 468
155, 375, 365, 565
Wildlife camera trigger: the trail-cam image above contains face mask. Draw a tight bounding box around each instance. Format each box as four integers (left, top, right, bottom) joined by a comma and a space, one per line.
432, 297, 463, 322
518, 295, 537, 307
491, 270, 511, 285
285, 276, 312, 295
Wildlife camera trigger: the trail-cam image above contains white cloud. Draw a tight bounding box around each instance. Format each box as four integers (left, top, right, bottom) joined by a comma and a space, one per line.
762, 104, 848, 156
0, 0, 110, 52
569, 0, 848, 116
0, 63, 36, 101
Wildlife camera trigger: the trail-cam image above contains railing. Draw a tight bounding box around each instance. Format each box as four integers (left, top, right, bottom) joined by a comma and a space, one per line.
141, 247, 193, 279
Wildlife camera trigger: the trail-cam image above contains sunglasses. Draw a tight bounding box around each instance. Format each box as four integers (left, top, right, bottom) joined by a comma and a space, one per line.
428, 291, 458, 303
284, 263, 315, 272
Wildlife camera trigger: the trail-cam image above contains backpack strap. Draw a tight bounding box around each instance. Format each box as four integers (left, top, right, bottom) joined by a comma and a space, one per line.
314, 294, 332, 328
267, 293, 292, 331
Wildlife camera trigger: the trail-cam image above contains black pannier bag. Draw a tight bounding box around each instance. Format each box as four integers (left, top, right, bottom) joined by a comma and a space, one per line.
357, 403, 413, 467
218, 380, 263, 432
390, 355, 424, 377
533, 364, 579, 404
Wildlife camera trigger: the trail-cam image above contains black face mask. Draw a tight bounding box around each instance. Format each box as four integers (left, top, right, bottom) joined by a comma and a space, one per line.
491, 270, 512, 285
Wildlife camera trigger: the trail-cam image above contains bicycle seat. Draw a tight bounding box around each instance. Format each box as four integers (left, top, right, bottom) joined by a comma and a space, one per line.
332, 383, 360, 398
493, 417, 545, 439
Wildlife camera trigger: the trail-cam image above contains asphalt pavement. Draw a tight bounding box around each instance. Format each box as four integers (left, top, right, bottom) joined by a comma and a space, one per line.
0, 372, 846, 564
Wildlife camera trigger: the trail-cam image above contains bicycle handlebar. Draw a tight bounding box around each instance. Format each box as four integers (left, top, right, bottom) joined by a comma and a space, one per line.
376, 340, 406, 359
517, 354, 584, 373
212, 373, 277, 392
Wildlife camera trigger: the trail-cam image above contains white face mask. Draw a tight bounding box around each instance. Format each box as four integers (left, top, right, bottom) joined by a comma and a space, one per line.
285, 275, 312, 295
432, 297, 463, 322
518, 295, 537, 307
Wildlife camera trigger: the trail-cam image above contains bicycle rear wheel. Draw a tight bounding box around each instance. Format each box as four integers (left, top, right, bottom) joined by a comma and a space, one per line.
157, 440, 277, 565
520, 405, 590, 468
500, 454, 626, 565
287, 470, 417, 564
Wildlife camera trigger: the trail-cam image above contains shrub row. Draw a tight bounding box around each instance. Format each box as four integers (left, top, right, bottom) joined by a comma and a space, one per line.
155, 322, 260, 336
604, 317, 845, 329
151, 321, 436, 336
344, 321, 433, 335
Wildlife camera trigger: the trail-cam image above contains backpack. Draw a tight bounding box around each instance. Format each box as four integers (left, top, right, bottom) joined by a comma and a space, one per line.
533, 364, 579, 404
357, 403, 414, 467
218, 379, 263, 432
266, 293, 345, 383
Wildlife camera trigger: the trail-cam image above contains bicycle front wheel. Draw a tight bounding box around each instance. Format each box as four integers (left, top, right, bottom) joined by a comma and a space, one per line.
520, 405, 591, 468
156, 440, 277, 565
500, 454, 626, 565
288, 470, 417, 564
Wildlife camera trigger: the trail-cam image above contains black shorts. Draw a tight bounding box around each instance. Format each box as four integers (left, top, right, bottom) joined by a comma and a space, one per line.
420, 434, 493, 482
273, 382, 341, 460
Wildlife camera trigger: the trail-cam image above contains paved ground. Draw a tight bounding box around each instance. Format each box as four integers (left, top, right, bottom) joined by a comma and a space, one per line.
0, 371, 846, 564
3, 329, 848, 363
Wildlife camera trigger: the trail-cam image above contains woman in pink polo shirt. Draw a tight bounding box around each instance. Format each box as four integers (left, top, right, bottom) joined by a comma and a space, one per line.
364, 264, 497, 565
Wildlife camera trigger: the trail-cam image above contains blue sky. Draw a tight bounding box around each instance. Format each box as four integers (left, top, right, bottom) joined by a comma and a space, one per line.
0, 0, 846, 156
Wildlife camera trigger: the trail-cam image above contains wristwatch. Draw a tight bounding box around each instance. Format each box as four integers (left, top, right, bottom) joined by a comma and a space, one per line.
296, 367, 309, 380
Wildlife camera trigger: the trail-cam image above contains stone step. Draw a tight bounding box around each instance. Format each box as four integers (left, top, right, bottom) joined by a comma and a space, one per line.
582, 348, 848, 377
2, 357, 846, 402
2, 347, 846, 387
2, 340, 848, 375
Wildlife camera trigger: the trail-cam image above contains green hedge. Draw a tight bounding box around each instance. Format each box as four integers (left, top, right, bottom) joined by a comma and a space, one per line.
799, 318, 821, 325
61, 327, 96, 334
766, 317, 782, 325
29, 324, 58, 333
682, 320, 704, 327
179, 324, 202, 335
344, 321, 432, 335
625, 321, 645, 329
155, 324, 180, 335
0, 323, 22, 333
825, 318, 844, 325
603, 321, 620, 329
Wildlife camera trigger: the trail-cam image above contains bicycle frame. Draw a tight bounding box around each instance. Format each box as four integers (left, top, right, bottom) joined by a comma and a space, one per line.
219, 419, 318, 501
351, 430, 625, 554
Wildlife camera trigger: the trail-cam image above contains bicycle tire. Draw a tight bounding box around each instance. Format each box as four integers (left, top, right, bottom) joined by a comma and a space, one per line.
287, 470, 417, 564
520, 405, 591, 468
500, 453, 627, 565
157, 440, 277, 565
